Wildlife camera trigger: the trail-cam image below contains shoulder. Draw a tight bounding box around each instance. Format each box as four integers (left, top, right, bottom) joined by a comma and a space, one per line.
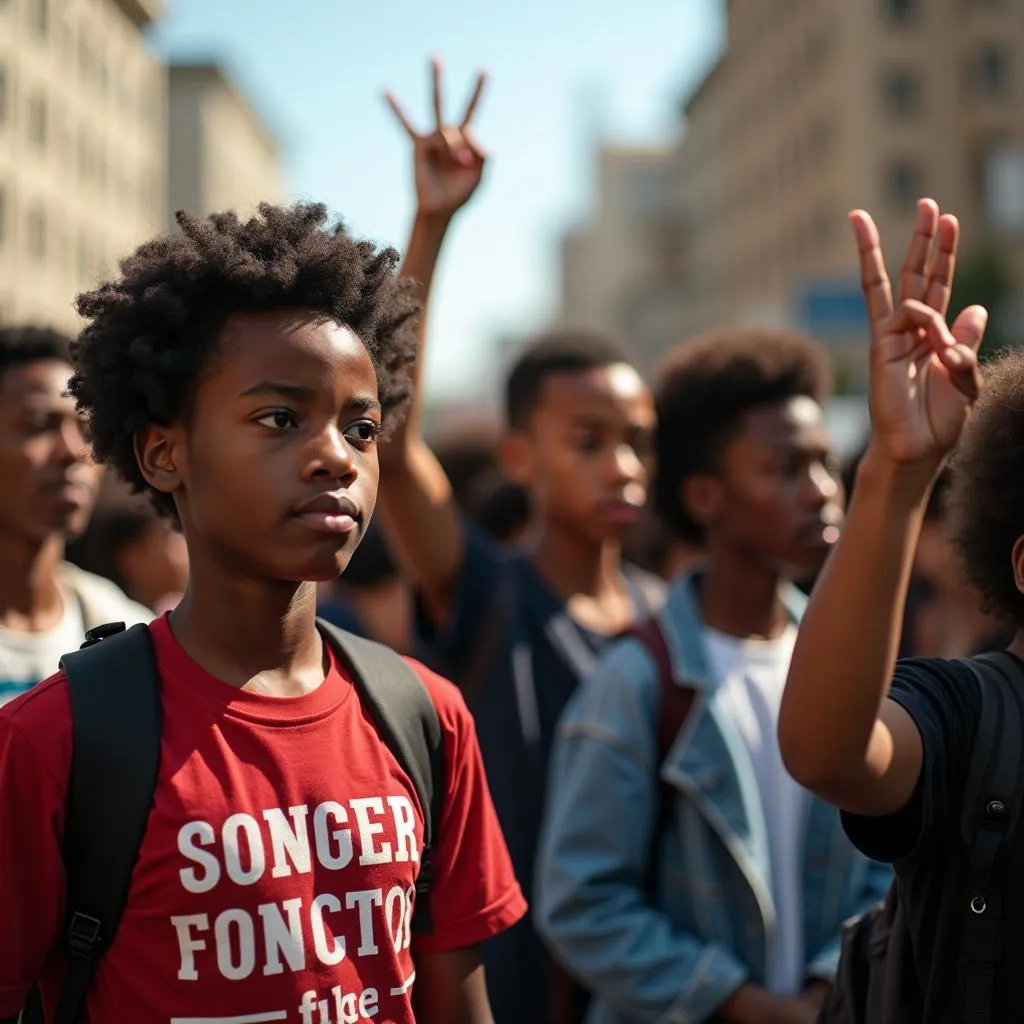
400, 656, 475, 737
0, 671, 73, 789
888, 655, 982, 728
60, 563, 154, 628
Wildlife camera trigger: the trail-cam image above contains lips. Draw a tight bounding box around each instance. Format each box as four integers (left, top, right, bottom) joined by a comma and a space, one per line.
292, 492, 361, 536
600, 499, 643, 526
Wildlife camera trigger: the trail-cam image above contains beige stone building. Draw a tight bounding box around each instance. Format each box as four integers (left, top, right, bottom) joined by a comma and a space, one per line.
167, 61, 283, 227
0, 0, 166, 332
560, 0, 1024, 385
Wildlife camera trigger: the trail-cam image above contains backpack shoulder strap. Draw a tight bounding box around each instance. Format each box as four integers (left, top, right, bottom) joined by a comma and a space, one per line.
629, 616, 696, 767
958, 653, 1024, 1024
317, 619, 445, 935
55, 621, 162, 1024
628, 616, 696, 899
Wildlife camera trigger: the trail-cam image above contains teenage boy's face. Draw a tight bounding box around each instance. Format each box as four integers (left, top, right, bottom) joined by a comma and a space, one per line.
148, 311, 381, 584
509, 363, 655, 542
707, 396, 843, 577
0, 359, 100, 544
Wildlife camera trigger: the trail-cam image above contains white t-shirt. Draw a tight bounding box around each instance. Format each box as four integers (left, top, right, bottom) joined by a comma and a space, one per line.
0, 595, 85, 708
0, 563, 152, 708
703, 623, 807, 995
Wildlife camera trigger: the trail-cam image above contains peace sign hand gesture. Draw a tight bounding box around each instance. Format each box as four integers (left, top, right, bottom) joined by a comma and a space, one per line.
854, 198, 988, 472
385, 59, 488, 221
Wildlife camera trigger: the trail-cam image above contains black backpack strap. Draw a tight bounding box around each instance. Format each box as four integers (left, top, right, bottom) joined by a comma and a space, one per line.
55, 622, 162, 1024
958, 653, 1024, 1024
316, 619, 445, 935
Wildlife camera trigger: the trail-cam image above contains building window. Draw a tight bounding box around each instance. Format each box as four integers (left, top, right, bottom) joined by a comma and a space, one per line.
969, 44, 1010, 97
885, 158, 924, 204
27, 205, 46, 260
883, 0, 918, 23
27, 92, 47, 150
31, 0, 49, 38
0, 186, 5, 246
882, 67, 921, 116
0, 66, 6, 126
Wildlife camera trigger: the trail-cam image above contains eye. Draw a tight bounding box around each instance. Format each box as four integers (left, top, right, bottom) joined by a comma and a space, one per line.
255, 409, 298, 431
575, 432, 602, 454
344, 419, 382, 448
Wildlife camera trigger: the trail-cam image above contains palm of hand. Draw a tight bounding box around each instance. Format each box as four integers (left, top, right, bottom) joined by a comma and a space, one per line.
852, 200, 986, 467
413, 130, 485, 217
872, 328, 972, 464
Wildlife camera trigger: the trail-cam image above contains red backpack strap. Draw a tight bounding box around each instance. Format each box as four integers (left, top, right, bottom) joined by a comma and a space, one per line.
630, 617, 696, 767
629, 617, 697, 902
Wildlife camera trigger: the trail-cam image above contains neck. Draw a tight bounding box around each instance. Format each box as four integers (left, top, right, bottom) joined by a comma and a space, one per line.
0, 531, 67, 630
525, 520, 625, 601
697, 544, 789, 639
169, 560, 324, 690
1007, 628, 1024, 663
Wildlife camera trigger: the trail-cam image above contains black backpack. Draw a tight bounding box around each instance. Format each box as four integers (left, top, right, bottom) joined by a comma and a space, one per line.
20, 618, 445, 1024
818, 653, 1024, 1024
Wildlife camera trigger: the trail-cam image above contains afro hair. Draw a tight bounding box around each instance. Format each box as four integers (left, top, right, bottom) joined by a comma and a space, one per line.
0, 325, 72, 382
654, 328, 833, 544
947, 350, 1024, 624
68, 202, 419, 518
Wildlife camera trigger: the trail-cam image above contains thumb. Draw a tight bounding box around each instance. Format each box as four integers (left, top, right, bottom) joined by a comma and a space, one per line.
950, 305, 988, 352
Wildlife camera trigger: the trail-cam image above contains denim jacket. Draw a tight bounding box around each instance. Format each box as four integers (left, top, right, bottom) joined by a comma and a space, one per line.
535, 572, 892, 1024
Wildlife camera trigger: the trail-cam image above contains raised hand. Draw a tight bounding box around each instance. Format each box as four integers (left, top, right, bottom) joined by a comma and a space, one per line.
384, 59, 488, 221
853, 198, 988, 469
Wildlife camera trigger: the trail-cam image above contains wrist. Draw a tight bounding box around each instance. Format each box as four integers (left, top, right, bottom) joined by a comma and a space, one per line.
856, 443, 941, 510
412, 208, 455, 233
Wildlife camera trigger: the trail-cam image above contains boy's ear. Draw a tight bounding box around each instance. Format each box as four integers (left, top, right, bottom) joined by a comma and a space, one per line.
1012, 534, 1024, 600
500, 431, 535, 488
681, 474, 722, 532
134, 425, 185, 498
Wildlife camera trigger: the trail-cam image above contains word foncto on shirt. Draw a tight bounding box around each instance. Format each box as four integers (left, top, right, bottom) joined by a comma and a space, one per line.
171, 795, 422, 991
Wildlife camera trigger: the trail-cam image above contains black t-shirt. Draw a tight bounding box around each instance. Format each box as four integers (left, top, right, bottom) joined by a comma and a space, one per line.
414, 525, 664, 1024
842, 655, 1024, 1022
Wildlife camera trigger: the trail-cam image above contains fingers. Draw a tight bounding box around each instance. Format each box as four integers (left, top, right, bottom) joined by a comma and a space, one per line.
950, 304, 988, 353
898, 198, 939, 304
850, 210, 893, 329
922, 213, 958, 315
431, 57, 444, 133
383, 92, 419, 140
460, 71, 488, 128
935, 342, 982, 402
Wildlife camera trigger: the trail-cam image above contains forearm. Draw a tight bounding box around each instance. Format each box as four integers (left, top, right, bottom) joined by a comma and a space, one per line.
385, 212, 453, 453
779, 446, 936, 784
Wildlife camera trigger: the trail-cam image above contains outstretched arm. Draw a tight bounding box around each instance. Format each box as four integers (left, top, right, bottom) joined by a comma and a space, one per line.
377, 61, 488, 630
778, 199, 988, 817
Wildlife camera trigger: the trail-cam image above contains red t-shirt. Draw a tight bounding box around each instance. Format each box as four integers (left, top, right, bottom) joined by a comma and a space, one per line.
0, 615, 526, 1023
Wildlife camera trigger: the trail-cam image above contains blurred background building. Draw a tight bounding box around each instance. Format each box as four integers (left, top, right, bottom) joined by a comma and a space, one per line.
0, 0, 165, 331
167, 61, 282, 227
0, 0, 282, 334
556, 0, 1024, 392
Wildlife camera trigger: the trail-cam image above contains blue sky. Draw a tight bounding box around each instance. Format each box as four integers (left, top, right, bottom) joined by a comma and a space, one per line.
152, 1, 722, 401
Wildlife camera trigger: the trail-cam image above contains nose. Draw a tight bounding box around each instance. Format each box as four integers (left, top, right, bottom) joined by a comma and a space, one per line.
304, 424, 357, 482
54, 417, 89, 465
609, 442, 644, 484
806, 461, 839, 509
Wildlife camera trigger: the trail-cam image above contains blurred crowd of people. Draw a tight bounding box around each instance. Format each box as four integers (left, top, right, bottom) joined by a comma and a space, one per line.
1, 60, 1021, 1024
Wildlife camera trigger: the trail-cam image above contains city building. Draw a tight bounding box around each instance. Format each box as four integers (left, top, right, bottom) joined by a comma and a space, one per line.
559, 0, 1024, 387
0, 0, 166, 331
167, 61, 283, 227
555, 143, 690, 376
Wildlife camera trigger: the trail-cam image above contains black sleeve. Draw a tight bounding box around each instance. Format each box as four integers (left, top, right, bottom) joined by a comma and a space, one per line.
842, 657, 981, 863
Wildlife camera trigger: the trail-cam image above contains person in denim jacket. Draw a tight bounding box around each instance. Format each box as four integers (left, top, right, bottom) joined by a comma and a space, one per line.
536, 330, 892, 1024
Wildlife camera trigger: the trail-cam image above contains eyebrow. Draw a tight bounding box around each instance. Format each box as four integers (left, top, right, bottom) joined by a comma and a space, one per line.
239, 380, 381, 415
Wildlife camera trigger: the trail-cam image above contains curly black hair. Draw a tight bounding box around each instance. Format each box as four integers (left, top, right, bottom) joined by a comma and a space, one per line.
505, 328, 632, 430
69, 203, 419, 518
0, 325, 71, 381
654, 328, 833, 544
947, 351, 1024, 624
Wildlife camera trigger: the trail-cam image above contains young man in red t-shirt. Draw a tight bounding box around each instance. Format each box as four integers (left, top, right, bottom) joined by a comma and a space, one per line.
0, 201, 526, 1022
